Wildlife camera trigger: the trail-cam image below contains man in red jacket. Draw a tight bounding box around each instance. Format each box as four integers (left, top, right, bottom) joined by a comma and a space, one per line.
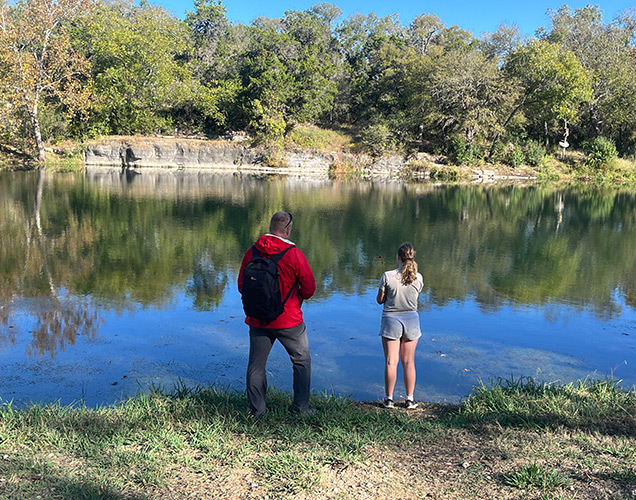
238, 211, 316, 417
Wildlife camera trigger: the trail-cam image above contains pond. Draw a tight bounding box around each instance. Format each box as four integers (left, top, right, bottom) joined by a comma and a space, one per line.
1, 168, 635, 407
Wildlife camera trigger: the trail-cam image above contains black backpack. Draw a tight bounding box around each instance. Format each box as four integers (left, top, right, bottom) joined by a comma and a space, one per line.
241, 246, 295, 323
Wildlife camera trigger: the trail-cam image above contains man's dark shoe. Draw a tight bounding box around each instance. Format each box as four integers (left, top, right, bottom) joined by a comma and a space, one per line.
291, 406, 315, 416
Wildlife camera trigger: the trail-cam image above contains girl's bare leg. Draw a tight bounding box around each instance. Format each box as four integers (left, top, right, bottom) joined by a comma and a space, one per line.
382, 337, 400, 398
400, 338, 419, 397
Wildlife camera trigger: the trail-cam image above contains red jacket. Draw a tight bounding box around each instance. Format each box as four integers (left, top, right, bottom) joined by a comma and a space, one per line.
238, 234, 316, 329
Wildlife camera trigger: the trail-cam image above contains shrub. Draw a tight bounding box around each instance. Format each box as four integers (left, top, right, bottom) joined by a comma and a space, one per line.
504, 145, 525, 168
447, 138, 484, 166
583, 137, 618, 170
489, 141, 507, 164
361, 123, 393, 156
524, 140, 546, 167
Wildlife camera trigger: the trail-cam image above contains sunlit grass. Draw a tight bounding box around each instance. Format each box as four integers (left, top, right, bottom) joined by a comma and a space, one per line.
458, 376, 636, 431
284, 124, 354, 153
0, 384, 433, 498
1, 378, 635, 499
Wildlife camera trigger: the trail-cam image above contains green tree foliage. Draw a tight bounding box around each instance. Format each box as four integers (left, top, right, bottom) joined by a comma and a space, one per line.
232, 6, 342, 144
336, 13, 405, 125
72, 0, 221, 136
494, 40, 592, 154
1, 1, 635, 164
542, 5, 636, 155
428, 43, 504, 149
481, 23, 524, 64
0, 0, 91, 161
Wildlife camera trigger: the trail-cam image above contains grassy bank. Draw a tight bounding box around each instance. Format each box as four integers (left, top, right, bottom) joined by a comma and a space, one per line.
1, 378, 635, 499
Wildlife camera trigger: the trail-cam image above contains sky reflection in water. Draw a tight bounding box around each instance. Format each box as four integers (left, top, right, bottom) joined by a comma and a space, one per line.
1, 170, 635, 407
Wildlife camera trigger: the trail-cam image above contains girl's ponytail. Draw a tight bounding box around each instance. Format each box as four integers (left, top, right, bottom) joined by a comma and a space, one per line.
397, 242, 418, 286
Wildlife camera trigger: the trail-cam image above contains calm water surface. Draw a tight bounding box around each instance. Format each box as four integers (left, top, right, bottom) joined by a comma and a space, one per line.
1, 169, 635, 406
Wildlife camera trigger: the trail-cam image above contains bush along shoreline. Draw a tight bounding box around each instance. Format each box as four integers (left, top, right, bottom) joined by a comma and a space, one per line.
1, 377, 635, 499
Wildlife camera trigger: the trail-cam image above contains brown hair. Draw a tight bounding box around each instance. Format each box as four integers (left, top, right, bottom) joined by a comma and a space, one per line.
397, 242, 418, 286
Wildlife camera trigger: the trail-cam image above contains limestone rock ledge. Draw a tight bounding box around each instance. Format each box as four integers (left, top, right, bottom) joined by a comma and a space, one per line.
83, 137, 537, 181
84, 138, 334, 177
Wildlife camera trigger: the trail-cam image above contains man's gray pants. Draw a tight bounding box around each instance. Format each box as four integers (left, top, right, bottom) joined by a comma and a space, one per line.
246, 322, 311, 417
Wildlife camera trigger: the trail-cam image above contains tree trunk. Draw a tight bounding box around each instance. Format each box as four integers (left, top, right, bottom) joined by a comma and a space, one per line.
588, 103, 601, 136
30, 103, 46, 163
488, 98, 526, 159
35, 166, 45, 236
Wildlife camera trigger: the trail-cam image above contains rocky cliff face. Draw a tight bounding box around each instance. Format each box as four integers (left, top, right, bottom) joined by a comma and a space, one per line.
83, 138, 336, 176
83, 138, 484, 180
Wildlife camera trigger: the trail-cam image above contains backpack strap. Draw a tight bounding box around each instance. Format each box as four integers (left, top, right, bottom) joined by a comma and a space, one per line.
251, 245, 293, 262
268, 245, 293, 264
276, 248, 298, 306
255, 245, 297, 306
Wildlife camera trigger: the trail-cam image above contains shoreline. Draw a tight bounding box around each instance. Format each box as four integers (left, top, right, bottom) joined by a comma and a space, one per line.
5, 135, 636, 185
1, 379, 634, 500
81, 136, 539, 182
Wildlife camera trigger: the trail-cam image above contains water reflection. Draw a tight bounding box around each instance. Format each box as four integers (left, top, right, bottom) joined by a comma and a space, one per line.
1, 169, 102, 358
0, 169, 635, 404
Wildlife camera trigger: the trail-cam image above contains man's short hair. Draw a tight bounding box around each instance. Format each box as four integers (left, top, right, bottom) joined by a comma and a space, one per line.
270, 211, 292, 233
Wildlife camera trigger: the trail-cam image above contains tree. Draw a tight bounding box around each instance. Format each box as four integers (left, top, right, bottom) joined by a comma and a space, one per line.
282, 7, 341, 124
336, 13, 404, 124
481, 23, 524, 64
542, 5, 636, 154
237, 24, 295, 140
235, 5, 342, 142
426, 44, 504, 148
185, 0, 233, 81
73, 0, 206, 136
0, 0, 90, 162
492, 39, 592, 155
407, 14, 444, 56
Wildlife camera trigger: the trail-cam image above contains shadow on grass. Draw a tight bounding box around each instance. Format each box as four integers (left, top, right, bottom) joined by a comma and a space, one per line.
0, 453, 143, 500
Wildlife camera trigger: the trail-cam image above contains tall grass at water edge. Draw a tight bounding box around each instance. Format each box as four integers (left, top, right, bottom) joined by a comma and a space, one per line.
0, 377, 635, 499
458, 376, 636, 432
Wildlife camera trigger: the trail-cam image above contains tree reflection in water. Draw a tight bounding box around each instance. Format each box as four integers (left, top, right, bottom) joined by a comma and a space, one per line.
2, 169, 102, 357
1, 169, 636, 359
187, 251, 230, 311
27, 299, 100, 357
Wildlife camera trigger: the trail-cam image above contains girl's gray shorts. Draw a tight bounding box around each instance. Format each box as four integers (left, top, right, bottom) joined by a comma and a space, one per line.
379, 312, 421, 341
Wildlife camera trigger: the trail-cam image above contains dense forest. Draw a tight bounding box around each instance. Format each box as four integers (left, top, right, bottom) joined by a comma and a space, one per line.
0, 0, 635, 166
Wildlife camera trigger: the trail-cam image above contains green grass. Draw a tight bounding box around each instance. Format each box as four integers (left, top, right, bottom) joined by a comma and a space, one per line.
0, 384, 433, 499
43, 150, 84, 172
457, 376, 636, 431
1, 378, 635, 499
284, 124, 353, 154
503, 463, 571, 490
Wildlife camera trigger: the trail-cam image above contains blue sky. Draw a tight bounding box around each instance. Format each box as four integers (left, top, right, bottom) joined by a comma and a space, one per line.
154, 0, 634, 37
